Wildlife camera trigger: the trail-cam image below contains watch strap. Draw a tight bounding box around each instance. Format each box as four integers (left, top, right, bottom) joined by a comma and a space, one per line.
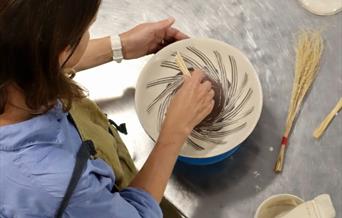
111, 35, 123, 63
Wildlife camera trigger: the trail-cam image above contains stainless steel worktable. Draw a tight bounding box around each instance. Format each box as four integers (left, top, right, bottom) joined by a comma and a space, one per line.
74, 0, 342, 217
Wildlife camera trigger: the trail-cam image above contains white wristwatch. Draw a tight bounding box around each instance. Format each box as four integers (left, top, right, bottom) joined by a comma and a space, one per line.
110, 35, 123, 63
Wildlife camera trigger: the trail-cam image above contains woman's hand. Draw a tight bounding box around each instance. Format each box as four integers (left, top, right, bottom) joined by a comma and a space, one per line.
130, 70, 214, 202
119, 17, 188, 59
158, 70, 215, 147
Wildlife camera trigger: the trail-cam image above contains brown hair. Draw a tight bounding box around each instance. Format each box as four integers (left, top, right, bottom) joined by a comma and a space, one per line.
0, 0, 102, 114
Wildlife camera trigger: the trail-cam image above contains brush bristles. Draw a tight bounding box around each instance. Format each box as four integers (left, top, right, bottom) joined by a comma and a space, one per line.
274, 145, 286, 173
285, 31, 323, 132
175, 52, 191, 77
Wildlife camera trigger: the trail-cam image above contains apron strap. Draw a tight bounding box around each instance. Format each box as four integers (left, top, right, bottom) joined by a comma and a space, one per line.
54, 140, 96, 218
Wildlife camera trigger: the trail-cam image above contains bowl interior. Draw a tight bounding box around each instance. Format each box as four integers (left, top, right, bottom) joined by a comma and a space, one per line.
135, 38, 263, 158
254, 194, 304, 218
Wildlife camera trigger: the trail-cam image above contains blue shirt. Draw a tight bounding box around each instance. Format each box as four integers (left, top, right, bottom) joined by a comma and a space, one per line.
0, 102, 162, 218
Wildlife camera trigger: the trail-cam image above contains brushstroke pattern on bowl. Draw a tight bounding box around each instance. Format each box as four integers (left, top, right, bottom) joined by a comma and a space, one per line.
135, 38, 263, 162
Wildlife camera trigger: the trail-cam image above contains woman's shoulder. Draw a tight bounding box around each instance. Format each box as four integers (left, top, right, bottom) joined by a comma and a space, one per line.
0, 139, 115, 216
0, 100, 116, 216
16, 142, 78, 193
0, 103, 81, 216
0, 101, 67, 151
0, 141, 77, 217
1, 135, 78, 190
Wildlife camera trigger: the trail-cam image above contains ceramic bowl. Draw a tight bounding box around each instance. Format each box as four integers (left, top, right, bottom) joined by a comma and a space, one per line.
254, 194, 304, 218
298, 0, 342, 16
135, 38, 263, 165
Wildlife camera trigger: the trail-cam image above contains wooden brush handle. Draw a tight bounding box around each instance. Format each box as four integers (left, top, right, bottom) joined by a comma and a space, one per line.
313, 98, 342, 139
274, 136, 288, 173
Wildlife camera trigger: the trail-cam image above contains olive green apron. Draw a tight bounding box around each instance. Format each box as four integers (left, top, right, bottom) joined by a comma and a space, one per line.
68, 98, 182, 218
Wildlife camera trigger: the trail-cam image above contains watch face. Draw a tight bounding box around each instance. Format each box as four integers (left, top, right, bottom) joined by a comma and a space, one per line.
135, 38, 263, 159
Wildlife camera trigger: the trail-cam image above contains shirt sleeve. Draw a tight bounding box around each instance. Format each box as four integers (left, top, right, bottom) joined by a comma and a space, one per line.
64, 159, 163, 218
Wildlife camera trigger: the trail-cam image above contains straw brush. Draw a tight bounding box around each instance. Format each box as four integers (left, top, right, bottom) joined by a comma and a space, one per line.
274, 31, 324, 173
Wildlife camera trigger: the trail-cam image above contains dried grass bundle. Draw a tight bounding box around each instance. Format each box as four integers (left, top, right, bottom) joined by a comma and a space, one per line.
274, 31, 324, 173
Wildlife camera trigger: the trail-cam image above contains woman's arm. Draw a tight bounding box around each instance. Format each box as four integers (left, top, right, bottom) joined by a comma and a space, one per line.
74, 37, 113, 71
129, 70, 215, 202
129, 132, 185, 203
74, 18, 188, 71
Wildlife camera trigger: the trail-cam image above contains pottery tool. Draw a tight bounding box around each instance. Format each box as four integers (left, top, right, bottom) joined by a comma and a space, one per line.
313, 98, 342, 139
274, 31, 324, 173
175, 51, 191, 77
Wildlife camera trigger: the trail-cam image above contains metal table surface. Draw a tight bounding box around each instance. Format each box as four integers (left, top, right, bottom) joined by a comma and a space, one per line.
74, 0, 342, 217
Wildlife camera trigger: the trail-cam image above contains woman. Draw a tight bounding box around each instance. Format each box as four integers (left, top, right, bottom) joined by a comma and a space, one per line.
0, 0, 215, 217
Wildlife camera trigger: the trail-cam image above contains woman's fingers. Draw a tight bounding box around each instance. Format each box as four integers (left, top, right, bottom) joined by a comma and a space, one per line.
200, 89, 215, 111
190, 70, 205, 84
162, 68, 216, 137
206, 99, 215, 114
165, 27, 189, 41
209, 89, 215, 98
192, 82, 215, 125
196, 79, 213, 101
193, 100, 215, 125
155, 17, 175, 32
202, 80, 212, 92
